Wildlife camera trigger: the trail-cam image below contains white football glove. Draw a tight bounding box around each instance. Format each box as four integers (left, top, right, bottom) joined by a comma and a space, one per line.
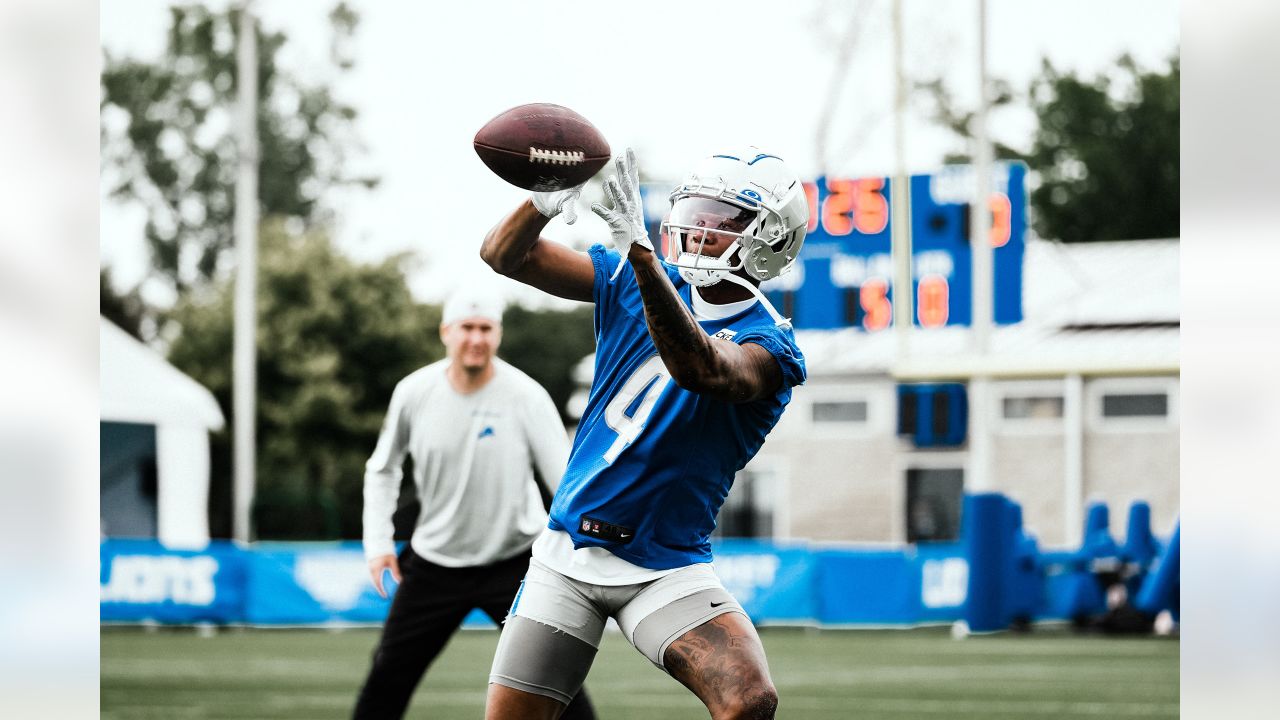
531, 186, 582, 225
591, 148, 653, 259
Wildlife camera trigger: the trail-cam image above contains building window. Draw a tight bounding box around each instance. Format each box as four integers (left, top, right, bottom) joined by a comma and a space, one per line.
1088, 378, 1179, 430
897, 383, 967, 447
1002, 395, 1064, 420
906, 468, 964, 543
812, 400, 868, 424
806, 385, 890, 438
716, 465, 782, 539
1101, 392, 1168, 418
898, 390, 918, 435
994, 380, 1068, 434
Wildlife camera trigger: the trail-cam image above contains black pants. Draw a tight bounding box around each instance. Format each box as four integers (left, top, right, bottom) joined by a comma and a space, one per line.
352, 547, 596, 719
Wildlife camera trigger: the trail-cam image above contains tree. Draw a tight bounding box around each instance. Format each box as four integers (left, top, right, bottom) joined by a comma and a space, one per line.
100, 3, 374, 300
915, 76, 1025, 163
100, 267, 146, 340
1028, 55, 1179, 242
918, 52, 1179, 242
167, 222, 442, 539
498, 305, 596, 423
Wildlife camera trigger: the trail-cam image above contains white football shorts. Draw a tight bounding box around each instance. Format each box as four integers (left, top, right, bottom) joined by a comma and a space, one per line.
488, 558, 744, 705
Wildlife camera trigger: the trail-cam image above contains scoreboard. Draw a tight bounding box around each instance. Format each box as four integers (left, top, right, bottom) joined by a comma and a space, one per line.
643, 162, 1027, 331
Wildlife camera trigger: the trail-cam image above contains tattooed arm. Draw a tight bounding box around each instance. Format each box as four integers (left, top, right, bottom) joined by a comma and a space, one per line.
587, 147, 783, 403
480, 200, 595, 303
627, 245, 781, 403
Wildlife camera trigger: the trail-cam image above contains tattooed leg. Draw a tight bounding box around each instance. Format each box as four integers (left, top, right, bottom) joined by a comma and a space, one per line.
663, 612, 778, 720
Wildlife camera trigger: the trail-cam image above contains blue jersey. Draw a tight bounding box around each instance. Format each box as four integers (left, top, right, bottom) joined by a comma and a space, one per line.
547, 245, 806, 569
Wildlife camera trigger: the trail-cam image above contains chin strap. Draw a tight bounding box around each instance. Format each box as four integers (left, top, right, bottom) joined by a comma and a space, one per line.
719, 272, 791, 328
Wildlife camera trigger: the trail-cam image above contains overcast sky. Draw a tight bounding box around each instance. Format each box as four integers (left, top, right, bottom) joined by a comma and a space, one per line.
100, 0, 1178, 308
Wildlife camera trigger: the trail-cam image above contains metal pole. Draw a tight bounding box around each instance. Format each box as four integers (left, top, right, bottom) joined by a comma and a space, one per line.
232, 2, 259, 544
891, 0, 913, 361
971, 0, 994, 353
968, 0, 994, 491
1063, 373, 1084, 545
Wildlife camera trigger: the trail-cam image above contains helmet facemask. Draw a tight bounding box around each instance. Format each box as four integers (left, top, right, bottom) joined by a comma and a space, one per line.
663, 196, 764, 287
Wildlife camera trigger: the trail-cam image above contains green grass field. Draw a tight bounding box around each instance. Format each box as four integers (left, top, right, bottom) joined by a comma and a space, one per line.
101, 625, 1177, 719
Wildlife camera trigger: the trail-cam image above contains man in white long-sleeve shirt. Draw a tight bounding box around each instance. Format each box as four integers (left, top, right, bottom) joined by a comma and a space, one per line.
352, 290, 596, 720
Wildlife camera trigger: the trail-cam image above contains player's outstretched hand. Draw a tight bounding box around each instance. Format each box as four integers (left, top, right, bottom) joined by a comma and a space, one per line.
591, 148, 653, 260
368, 554, 402, 599
532, 185, 583, 225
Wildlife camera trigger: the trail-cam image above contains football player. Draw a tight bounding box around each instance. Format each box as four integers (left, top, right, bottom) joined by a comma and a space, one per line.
353, 290, 597, 720
480, 148, 807, 720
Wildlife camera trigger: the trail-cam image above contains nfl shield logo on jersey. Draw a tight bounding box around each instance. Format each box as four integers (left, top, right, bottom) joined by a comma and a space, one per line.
581, 519, 591, 532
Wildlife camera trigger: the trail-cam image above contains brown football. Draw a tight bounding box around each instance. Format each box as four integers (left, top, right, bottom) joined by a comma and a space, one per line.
473, 103, 611, 192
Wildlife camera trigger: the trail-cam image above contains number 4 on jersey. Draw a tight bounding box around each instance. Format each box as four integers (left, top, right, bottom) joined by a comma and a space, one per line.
603, 355, 672, 464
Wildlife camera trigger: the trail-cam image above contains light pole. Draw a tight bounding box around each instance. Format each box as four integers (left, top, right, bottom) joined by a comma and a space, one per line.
968, 0, 995, 492
232, 1, 259, 544
891, 0, 913, 362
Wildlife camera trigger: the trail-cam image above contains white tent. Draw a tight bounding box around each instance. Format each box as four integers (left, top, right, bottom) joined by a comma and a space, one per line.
100, 318, 224, 547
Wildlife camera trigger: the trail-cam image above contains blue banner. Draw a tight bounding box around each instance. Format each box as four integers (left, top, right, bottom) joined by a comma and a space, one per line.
100, 540, 969, 627
100, 539, 966, 627
713, 539, 820, 623
100, 539, 247, 624
814, 543, 968, 626
245, 542, 393, 625
104, 505, 1152, 629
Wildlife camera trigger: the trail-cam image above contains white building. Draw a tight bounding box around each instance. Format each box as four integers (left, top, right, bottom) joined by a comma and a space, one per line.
100, 318, 225, 547
747, 238, 1179, 547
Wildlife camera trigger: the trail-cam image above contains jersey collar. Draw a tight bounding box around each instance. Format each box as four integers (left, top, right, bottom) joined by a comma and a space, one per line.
689, 285, 757, 321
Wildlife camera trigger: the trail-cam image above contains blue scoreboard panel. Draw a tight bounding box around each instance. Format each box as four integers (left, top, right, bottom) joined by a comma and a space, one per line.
750, 162, 1027, 330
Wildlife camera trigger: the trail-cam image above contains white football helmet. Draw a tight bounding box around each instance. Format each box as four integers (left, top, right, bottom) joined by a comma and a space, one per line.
662, 148, 808, 289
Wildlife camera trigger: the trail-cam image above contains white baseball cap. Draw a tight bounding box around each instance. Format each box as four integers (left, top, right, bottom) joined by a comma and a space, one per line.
442, 289, 505, 326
